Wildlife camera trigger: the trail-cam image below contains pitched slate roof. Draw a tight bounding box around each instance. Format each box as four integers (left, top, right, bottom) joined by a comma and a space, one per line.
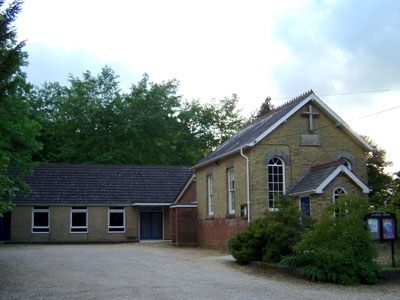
194, 90, 315, 168
194, 90, 373, 169
13, 164, 194, 206
288, 160, 370, 195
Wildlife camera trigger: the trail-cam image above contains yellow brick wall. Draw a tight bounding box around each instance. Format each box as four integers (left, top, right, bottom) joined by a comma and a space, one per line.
196, 153, 248, 220
11, 205, 139, 242
196, 102, 369, 222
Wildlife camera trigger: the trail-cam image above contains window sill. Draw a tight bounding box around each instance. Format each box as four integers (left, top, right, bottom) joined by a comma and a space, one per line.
205, 215, 214, 220
226, 213, 236, 218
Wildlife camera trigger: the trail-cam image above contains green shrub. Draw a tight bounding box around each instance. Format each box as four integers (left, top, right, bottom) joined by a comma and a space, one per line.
281, 195, 381, 285
229, 195, 307, 264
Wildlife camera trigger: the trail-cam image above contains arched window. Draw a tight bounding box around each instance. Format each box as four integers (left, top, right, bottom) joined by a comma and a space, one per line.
342, 158, 352, 170
267, 157, 285, 209
333, 187, 347, 217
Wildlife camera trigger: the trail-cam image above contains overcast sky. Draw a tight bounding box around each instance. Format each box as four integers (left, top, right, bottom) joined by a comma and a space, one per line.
14, 0, 400, 173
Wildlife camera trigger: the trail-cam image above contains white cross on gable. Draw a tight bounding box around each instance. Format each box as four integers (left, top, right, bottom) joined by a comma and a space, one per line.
301, 104, 320, 132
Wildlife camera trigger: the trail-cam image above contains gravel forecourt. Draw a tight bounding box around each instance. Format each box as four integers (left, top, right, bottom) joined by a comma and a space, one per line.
0, 243, 399, 300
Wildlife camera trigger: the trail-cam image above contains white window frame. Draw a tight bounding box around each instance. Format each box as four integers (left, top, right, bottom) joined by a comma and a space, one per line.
333, 187, 347, 218
108, 207, 125, 233
70, 207, 88, 233
207, 175, 213, 216
267, 157, 286, 211
342, 158, 352, 170
228, 168, 235, 214
32, 207, 50, 233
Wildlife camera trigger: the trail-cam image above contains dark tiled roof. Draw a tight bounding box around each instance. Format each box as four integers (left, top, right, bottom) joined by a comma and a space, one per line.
194, 90, 314, 168
13, 164, 194, 205
288, 160, 342, 195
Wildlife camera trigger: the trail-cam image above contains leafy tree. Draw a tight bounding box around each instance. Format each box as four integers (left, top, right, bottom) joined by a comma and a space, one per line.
179, 94, 244, 162
392, 171, 400, 209
229, 195, 307, 264
363, 136, 394, 207
30, 68, 244, 166
0, 0, 41, 216
248, 96, 274, 122
281, 195, 380, 285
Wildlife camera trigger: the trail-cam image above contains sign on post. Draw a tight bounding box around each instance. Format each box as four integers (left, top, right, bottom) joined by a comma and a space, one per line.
364, 211, 397, 267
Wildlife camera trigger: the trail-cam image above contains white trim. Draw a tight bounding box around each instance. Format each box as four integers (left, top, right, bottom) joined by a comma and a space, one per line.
250, 93, 373, 151
290, 189, 317, 196
311, 95, 374, 151
315, 165, 370, 193
333, 187, 348, 202
108, 207, 125, 233
17, 203, 131, 207
267, 157, 286, 210
173, 174, 195, 204
251, 95, 315, 146
193, 147, 249, 170
194, 92, 373, 169
228, 168, 235, 214
133, 203, 171, 207
207, 174, 214, 216
70, 207, 88, 234
240, 148, 251, 223
31, 207, 50, 233
170, 204, 198, 208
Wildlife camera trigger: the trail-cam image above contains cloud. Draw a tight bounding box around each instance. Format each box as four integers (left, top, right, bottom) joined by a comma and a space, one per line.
22, 43, 141, 92
269, 0, 400, 107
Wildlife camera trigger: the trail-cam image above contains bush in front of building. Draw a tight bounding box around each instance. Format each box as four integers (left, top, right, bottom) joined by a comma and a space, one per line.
281, 195, 381, 285
229, 195, 307, 264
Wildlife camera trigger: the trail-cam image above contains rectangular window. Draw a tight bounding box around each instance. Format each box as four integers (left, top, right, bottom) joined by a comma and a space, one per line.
32, 207, 49, 233
70, 207, 88, 233
240, 204, 248, 218
228, 168, 235, 214
207, 175, 213, 216
108, 207, 125, 233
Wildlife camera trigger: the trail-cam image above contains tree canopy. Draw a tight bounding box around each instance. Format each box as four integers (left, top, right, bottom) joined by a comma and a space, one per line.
363, 136, 395, 207
0, 0, 41, 216
29, 67, 244, 166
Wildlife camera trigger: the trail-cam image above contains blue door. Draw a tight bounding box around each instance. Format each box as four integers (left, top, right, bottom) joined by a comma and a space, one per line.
300, 197, 310, 223
140, 212, 163, 240
0, 212, 11, 241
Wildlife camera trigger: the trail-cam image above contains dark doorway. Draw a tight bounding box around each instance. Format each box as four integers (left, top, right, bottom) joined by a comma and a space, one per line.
300, 196, 311, 223
140, 212, 163, 240
0, 212, 11, 241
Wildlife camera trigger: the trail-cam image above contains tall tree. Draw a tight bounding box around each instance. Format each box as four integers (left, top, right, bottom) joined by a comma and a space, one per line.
0, 0, 41, 216
363, 136, 394, 207
30, 68, 245, 166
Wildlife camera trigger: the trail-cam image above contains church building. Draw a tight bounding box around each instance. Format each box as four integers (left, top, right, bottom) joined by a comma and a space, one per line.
193, 90, 372, 248
1, 90, 372, 248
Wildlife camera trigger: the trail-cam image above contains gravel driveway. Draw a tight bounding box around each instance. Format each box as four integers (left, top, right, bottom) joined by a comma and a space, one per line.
0, 243, 398, 300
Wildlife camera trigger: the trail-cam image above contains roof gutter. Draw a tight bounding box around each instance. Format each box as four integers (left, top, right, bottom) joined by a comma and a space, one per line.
192, 146, 250, 170
240, 147, 251, 224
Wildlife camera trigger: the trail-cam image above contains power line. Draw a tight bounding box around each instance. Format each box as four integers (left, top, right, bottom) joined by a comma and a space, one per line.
272, 88, 400, 101
263, 104, 400, 143
348, 105, 400, 122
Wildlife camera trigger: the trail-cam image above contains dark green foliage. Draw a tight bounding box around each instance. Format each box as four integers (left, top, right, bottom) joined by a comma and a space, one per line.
0, 0, 41, 216
229, 195, 306, 264
363, 136, 394, 208
282, 195, 381, 285
29, 68, 244, 166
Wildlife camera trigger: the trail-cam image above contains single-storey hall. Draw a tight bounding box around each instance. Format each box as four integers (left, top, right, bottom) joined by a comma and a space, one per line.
0, 164, 196, 244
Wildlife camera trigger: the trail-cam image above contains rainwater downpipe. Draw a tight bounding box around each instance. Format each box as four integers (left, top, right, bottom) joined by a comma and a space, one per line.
240, 147, 251, 224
